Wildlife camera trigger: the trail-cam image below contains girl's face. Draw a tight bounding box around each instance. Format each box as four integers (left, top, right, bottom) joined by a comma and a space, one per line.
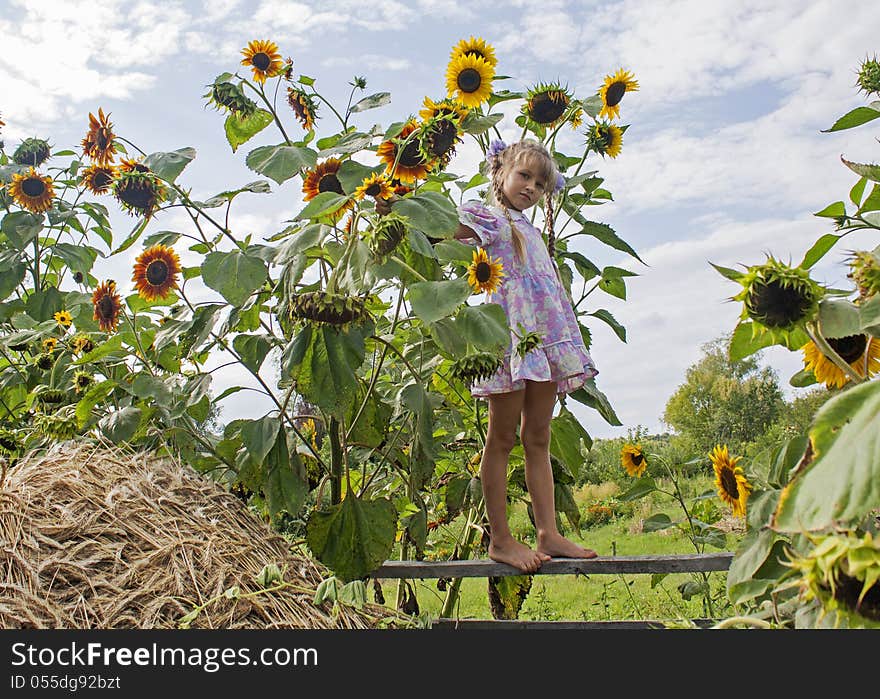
500, 160, 547, 211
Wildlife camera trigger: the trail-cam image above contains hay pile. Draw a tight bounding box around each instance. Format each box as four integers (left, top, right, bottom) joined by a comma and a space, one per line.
0, 441, 390, 629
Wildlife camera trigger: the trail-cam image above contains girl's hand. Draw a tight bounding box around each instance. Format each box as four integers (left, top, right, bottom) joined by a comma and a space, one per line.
375, 193, 399, 216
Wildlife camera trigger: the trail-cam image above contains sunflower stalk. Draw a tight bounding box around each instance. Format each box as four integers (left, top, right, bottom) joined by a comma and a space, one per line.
805, 322, 864, 385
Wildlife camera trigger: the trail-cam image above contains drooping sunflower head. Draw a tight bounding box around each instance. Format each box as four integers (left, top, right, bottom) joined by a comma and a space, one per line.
132, 244, 181, 301
377, 120, 436, 184
418, 113, 463, 168
734, 256, 823, 341
620, 444, 647, 478
80, 164, 117, 196
205, 77, 257, 117
287, 87, 319, 130
289, 291, 372, 331
71, 334, 95, 355
856, 55, 880, 97
92, 280, 122, 333
81, 108, 116, 165
467, 247, 505, 294
418, 96, 469, 122
0, 427, 21, 457
8, 168, 54, 213
709, 444, 751, 518
848, 249, 880, 300
364, 210, 410, 261
240, 39, 284, 85
598, 68, 639, 121
785, 530, 880, 625
445, 53, 494, 108
450, 36, 497, 68
451, 351, 504, 385
33, 406, 78, 441
354, 172, 395, 201
72, 369, 94, 394
801, 334, 880, 389
587, 121, 624, 159
112, 162, 167, 218
522, 82, 571, 128
53, 310, 73, 328
12, 137, 52, 167
301, 158, 354, 222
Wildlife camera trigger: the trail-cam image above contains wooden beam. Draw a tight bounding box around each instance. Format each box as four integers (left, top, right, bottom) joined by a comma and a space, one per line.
372, 552, 733, 579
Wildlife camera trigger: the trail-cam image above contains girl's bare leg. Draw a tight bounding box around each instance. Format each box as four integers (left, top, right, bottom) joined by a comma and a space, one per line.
481, 390, 550, 573
521, 380, 598, 559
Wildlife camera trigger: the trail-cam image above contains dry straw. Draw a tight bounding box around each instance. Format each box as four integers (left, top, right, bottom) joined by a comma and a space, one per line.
0, 440, 391, 629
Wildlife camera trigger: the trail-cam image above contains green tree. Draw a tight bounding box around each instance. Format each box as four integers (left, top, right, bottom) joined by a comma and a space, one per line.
662, 335, 784, 456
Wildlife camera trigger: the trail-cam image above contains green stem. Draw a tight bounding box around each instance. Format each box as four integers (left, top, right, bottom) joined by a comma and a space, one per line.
329, 417, 343, 505
439, 507, 480, 618
387, 255, 427, 282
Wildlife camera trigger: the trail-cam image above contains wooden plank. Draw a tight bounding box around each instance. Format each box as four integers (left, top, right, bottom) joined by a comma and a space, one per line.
372, 552, 733, 579
432, 618, 718, 630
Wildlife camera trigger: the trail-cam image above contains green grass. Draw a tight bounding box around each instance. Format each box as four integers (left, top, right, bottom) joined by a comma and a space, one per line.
377, 477, 743, 623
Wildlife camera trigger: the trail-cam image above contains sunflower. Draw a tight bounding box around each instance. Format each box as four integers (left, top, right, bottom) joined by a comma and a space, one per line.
709, 444, 751, 518
733, 256, 823, 344
522, 83, 571, 128
418, 96, 469, 122
53, 310, 73, 328
450, 36, 497, 68
569, 108, 584, 130
289, 291, 371, 330
41, 337, 58, 353
70, 334, 95, 355
445, 53, 494, 108
240, 40, 284, 85
12, 137, 51, 167
112, 160, 167, 218
354, 172, 394, 201
848, 250, 880, 300
132, 244, 181, 301
81, 108, 116, 165
7, 168, 54, 213
301, 158, 354, 221
419, 113, 463, 168
467, 247, 504, 294
92, 280, 122, 333
287, 87, 318, 130
205, 77, 257, 117
377, 120, 435, 184
72, 370, 94, 394
620, 444, 647, 477
365, 210, 409, 260
451, 351, 504, 384
80, 164, 117, 195
587, 121, 624, 158
801, 334, 880, 389
857, 55, 880, 98
598, 68, 639, 121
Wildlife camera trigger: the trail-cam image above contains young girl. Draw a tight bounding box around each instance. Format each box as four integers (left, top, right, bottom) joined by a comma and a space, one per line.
379, 139, 598, 573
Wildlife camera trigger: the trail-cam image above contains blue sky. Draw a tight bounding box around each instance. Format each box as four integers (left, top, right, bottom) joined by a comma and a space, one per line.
2, 0, 878, 439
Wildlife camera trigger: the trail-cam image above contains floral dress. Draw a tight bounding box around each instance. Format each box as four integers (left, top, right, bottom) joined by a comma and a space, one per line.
458, 200, 598, 397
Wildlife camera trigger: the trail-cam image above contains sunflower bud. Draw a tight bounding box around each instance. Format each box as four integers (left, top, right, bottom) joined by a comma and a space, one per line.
365, 211, 409, 261
12, 137, 52, 167
34, 353, 54, 370
206, 78, 258, 117
418, 113, 462, 168
113, 167, 167, 219
451, 351, 503, 384
857, 56, 880, 97
72, 370, 94, 394
848, 250, 880, 300
37, 388, 67, 405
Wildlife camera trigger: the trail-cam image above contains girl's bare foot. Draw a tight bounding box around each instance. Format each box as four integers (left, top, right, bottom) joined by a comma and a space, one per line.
488, 538, 550, 573
537, 531, 598, 559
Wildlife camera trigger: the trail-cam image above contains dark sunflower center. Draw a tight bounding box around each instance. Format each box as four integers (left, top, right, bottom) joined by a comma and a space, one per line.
476, 261, 492, 283
76, 375, 91, 387
631, 453, 643, 466
94, 171, 113, 188
146, 259, 169, 286
118, 182, 154, 210
596, 126, 613, 147
828, 334, 868, 363
365, 182, 381, 196
399, 139, 425, 168
318, 173, 343, 194
831, 571, 880, 621
22, 178, 46, 197
606, 81, 627, 107
97, 129, 112, 149
529, 92, 568, 124
720, 468, 739, 499
429, 121, 458, 156
748, 278, 812, 328
457, 68, 482, 94
98, 295, 115, 319
252, 52, 271, 71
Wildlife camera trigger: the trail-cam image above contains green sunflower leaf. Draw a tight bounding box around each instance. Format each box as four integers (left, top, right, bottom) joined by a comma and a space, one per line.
642, 513, 675, 532
264, 430, 309, 519
145, 147, 196, 183
349, 92, 391, 113
407, 278, 471, 325
729, 321, 777, 361
2, 211, 43, 250
789, 368, 818, 388
587, 308, 626, 342
201, 250, 268, 307
0, 261, 26, 301
859, 294, 880, 334
399, 382, 439, 488
428, 317, 467, 356
841, 156, 880, 183
233, 333, 272, 373
305, 495, 397, 582
800, 233, 843, 269
294, 192, 351, 221
710, 262, 745, 282
818, 297, 861, 338
319, 131, 376, 157
774, 379, 880, 532
549, 406, 592, 474
456, 303, 509, 351
98, 406, 142, 444
392, 191, 459, 238
201, 180, 273, 208
238, 415, 281, 466
246, 143, 318, 184
224, 109, 274, 153
579, 221, 644, 264
821, 104, 880, 133
569, 378, 622, 427
461, 112, 504, 135
618, 476, 657, 502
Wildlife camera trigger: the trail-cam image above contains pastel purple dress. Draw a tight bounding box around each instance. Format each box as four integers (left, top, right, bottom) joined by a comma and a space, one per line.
458, 200, 598, 397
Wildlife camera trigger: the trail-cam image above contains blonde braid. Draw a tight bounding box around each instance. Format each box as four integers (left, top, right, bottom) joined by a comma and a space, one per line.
544, 194, 556, 261
489, 150, 527, 263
